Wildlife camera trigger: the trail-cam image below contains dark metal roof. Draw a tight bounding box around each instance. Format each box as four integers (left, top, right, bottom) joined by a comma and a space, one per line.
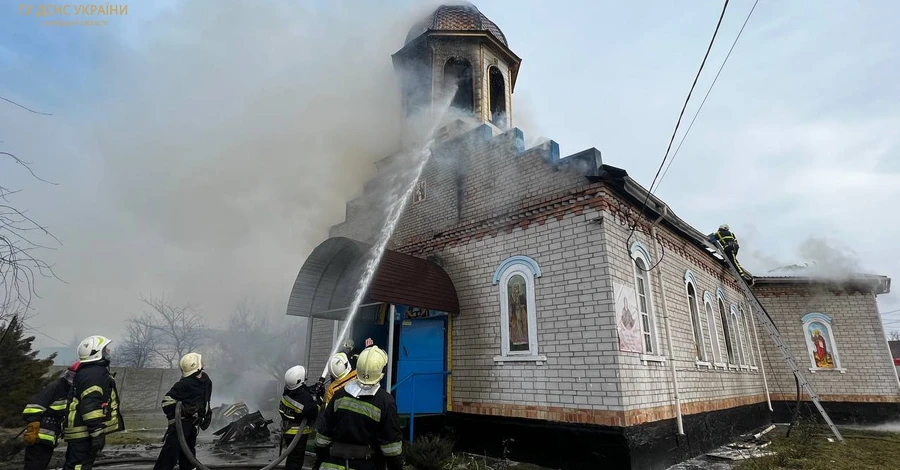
405, 2, 508, 46
589, 163, 892, 293
286, 237, 460, 318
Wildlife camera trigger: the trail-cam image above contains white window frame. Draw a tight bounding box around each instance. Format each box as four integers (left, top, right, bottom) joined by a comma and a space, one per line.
684, 271, 707, 363
716, 290, 736, 366
703, 291, 723, 365
730, 304, 747, 367
801, 312, 847, 373
492, 256, 545, 364
630, 242, 660, 356
740, 304, 756, 367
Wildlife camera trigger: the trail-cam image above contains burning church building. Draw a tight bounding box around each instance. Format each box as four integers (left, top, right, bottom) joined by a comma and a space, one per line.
286, 3, 900, 469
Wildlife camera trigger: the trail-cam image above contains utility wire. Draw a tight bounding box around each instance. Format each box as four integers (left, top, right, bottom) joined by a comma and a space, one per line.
627, 0, 731, 270
0, 95, 53, 115
655, 0, 760, 192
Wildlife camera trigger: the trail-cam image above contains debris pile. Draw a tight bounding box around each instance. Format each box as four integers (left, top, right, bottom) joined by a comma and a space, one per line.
213, 410, 274, 448
705, 425, 777, 461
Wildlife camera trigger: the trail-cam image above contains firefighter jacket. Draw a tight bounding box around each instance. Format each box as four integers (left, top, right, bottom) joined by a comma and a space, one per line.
160, 371, 212, 427
278, 385, 318, 437
324, 370, 357, 407
314, 380, 404, 470
64, 362, 124, 441
21, 376, 71, 446
715, 228, 739, 248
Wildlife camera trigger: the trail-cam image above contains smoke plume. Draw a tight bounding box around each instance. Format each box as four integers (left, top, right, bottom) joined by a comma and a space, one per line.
13, 0, 445, 344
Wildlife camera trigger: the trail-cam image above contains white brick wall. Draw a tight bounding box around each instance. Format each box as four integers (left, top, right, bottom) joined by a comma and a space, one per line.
755, 286, 900, 400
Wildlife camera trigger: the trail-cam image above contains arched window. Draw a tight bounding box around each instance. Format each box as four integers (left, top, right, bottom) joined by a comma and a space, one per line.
443, 58, 474, 115
730, 304, 747, 366
801, 312, 844, 372
630, 242, 659, 355
488, 66, 507, 128
684, 271, 706, 361
716, 290, 735, 364
703, 291, 721, 363
740, 304, 756, 366
493, 256, 541, 358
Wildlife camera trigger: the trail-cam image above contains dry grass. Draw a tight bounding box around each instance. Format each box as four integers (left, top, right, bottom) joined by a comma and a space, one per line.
739, 421, 900, 470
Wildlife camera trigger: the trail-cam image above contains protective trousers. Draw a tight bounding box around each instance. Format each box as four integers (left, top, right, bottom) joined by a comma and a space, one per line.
152, 421, 198, 470
23, 443, 54, 470
63, 439, 99, 470
281, 433, 311, 470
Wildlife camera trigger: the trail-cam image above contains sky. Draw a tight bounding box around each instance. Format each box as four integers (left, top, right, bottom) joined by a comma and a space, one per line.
2, 0, 899, 354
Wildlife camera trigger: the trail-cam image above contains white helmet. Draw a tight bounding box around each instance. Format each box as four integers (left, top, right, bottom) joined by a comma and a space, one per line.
341, 338, 355, 352
179, 352, 203, 377
77, 335, 112, 363
284, 365, 307, 390
327, 352, 351, 380
719, 224, 729, 231
356, 346, 388, 386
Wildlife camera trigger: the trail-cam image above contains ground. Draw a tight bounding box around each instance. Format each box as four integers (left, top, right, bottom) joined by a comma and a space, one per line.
3, 422, 898, 469
669, 422, 900, 470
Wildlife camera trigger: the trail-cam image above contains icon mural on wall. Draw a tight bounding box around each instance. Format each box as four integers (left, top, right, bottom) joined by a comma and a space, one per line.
614, 281, 643, 353
507, 274, 530, 352
801, 312, 841, 370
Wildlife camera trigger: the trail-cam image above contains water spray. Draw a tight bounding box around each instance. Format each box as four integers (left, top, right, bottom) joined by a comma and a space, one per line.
315, 93, 458, 385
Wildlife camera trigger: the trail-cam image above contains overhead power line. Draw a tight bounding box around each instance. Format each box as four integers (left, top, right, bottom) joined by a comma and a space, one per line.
655, 0, 760, 192
627, 0, 731, 270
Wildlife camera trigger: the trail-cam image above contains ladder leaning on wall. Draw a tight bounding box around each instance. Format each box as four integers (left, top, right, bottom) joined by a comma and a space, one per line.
705, 240, 845, 443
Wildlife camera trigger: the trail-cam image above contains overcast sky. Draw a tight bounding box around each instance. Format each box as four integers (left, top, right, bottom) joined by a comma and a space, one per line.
2, 0, 899, 353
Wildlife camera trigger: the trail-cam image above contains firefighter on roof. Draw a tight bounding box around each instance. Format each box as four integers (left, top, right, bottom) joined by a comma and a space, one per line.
313, 345, 404, 470
63, 335, 124, 470
279, 365, 319, 470
711, 224, 753, 283
21, 361, 79, 470
153, 352, 213, 470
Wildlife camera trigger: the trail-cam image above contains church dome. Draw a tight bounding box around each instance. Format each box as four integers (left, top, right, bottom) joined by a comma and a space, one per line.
404, 2, 508, 47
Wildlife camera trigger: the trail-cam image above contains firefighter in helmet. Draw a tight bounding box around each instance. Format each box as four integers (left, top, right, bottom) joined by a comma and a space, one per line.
63, 335, 123, 470
21, 362, 79, 470
153, 352, 213, 470
279, 365, 319, 470
313, 345, 404, 470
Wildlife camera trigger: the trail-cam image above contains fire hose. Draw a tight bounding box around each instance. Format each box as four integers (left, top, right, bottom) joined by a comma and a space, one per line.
175, 401, 306, 470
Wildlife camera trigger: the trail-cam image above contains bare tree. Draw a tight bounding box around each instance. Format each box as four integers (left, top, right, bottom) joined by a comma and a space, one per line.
1, 97, 61, 322
112, 314, 160, 368
138, 293, 207, 368
890, 330, 900, 342
220, 299, 306, 381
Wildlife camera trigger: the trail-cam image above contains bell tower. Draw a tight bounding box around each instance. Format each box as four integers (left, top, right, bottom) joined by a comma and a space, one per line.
392, 2, 522, 140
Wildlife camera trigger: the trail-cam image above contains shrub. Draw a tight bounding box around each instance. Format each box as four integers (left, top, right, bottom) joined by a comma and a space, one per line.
404, 434, 455, 470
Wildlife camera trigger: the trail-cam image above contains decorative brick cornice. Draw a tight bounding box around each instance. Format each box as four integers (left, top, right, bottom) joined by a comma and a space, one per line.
395, 179, 741, 290
395, 183, 608, 256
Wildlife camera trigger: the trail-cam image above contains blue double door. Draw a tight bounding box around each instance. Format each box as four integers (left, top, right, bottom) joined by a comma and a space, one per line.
395, 317, 446, 415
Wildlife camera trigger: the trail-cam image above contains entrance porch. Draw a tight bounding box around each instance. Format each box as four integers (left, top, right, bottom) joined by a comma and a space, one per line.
286, 237, 459, 426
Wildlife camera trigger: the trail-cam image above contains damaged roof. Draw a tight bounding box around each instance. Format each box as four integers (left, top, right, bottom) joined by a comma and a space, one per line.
584, 161, 891, 295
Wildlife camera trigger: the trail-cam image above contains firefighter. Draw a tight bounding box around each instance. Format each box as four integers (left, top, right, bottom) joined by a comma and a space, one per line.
313, 345, 403, 470
323, 352, 357, 407
21, 362, 79, 470
63, 335, 124, 470
340, 339, 360, 369
711, 224, 753, 282
152, 352, 213, 470
279, 365, 319, 470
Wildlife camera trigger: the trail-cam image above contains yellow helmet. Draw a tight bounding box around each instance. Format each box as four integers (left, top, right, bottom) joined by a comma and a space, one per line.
356, 346, 388, 386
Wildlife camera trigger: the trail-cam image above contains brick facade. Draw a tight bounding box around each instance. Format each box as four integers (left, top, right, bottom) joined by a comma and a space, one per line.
308, 120, 897, 434
755, 284, 900, 402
